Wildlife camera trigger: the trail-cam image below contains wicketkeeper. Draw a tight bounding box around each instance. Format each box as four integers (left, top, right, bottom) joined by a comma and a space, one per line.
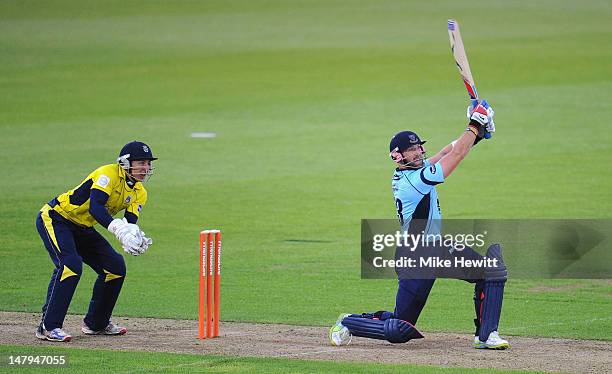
330, 101, 510, 349
35, 141, 156, 342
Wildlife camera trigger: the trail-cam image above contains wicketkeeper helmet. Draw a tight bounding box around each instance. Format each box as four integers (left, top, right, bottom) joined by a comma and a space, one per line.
117, 141, 157, 181
118, 141, 157, 166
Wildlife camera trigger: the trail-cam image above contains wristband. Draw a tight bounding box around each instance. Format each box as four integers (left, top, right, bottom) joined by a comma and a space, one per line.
466, 126, 478, 136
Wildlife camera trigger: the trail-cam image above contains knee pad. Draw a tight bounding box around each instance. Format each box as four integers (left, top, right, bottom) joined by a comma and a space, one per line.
485, 244, 507, 281
342, 315, 424, 343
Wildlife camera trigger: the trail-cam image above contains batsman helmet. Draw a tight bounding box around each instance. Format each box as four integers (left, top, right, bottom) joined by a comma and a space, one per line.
389, 131, 426, 165
117, 141, 157, 180
389, 131, 426, 153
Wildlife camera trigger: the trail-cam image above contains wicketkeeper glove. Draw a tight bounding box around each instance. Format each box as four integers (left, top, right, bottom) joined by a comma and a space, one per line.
108, 218, 145, 256
122, 230, 152, 256
138, 231, 153, 253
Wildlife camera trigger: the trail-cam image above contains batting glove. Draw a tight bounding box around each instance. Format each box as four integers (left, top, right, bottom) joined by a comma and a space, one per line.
467, 99, 495, 144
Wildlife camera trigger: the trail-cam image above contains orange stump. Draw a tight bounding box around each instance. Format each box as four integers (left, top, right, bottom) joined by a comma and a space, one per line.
198, 232, 206, 339
213, 231, 221, 337
199, 230, 221, 339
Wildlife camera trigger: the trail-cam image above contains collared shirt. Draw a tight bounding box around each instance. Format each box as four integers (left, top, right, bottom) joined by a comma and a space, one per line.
47, 164, 147, 227
391, 159, 444, 236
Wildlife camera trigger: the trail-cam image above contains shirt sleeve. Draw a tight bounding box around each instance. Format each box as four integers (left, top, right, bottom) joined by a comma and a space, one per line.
407, 161, 445, 194
90, 166, 116, 195
124, 211, 138, 224
89, 189, 113, 228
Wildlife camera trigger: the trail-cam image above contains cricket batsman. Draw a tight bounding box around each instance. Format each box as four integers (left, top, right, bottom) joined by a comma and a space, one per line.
330, 101, 510, 349
35, 141, 156, 342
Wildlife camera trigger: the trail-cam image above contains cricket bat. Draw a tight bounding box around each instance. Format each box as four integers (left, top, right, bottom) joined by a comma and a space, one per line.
448, 19, 492, 139
447, 19, 478, 101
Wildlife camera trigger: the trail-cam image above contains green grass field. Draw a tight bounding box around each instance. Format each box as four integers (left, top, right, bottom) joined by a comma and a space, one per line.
0, 345, 528, 374
1, 0, 611, 372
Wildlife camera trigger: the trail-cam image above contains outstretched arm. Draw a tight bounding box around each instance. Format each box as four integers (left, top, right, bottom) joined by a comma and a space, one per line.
427, 142, 455, 165
439, 102, 493, 178
439, 128, 477, 178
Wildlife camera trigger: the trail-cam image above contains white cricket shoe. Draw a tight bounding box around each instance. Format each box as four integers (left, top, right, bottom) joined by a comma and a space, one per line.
36, 324, 72, 342
329, 313, 352, 346
82, 321, 127, 335
474, 331, 509, 349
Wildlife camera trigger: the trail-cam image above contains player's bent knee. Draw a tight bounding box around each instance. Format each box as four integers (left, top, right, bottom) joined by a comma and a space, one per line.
105, 252, 127, 277
60, 256, 83, 280
384, 318, 424, 343
485, 244, 507, 281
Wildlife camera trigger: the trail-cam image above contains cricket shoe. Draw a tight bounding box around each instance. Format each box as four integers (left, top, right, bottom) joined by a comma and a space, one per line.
329, 313, 352, 346
82, 321, 127, 335
36, 324, 72, 342
474, 331, 509, 350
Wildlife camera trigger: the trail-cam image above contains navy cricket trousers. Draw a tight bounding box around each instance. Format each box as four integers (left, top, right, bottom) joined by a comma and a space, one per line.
393, 244, 487, 333
36, 205, 126, 331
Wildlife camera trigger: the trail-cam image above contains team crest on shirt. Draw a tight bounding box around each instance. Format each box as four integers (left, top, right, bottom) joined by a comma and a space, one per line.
125, 196, 132, 204
97, 175, 110, 188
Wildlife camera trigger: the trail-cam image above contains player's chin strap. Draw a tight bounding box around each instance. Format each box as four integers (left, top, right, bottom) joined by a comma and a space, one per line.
117, 154, 154, 183
390, 147, 426, 169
